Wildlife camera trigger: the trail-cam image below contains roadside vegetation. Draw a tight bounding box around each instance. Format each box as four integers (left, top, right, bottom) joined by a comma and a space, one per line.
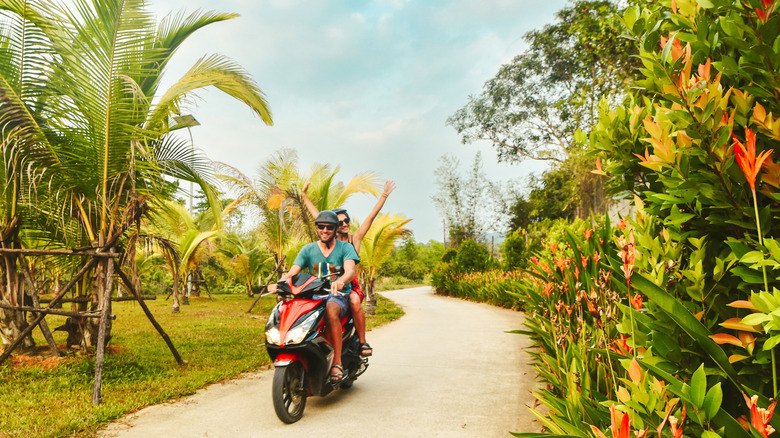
436, 0, 780, 437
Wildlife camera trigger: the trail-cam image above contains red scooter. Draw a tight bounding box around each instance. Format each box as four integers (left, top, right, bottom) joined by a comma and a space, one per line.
264, 273, 369, 423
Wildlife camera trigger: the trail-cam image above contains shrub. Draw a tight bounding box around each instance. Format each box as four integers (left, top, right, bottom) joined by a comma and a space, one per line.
441, 248, 457, 263
455, 239, 489, 271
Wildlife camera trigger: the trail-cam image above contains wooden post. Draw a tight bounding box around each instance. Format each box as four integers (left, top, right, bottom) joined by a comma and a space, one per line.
115, 268, 185, 366
17, 255, 61, 357
0, 221, 133, 365
247, 255, 285, 313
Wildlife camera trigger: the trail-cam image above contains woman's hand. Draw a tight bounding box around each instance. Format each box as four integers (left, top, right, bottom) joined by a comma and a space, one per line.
382, 180, 396, 197
302, 178, 311, 194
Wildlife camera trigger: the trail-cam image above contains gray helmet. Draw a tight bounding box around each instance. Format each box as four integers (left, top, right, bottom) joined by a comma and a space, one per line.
314, 210, 339, 226
333, 207, 350, 223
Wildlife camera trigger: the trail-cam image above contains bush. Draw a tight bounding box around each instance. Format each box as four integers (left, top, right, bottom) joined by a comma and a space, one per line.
501, 229, 527, 270
441, 248, 457, 263
454, 239, 489, 271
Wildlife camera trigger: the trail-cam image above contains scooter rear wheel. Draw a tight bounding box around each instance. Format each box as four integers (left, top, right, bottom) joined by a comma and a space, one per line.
272, 361, 307, 423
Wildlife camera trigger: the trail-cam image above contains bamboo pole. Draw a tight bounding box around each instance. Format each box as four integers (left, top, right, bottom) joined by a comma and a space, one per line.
0, 219, 134, 365
115, 268, 184, 366
247, 256, 285, 313
0, 302, 101, 318
17, 255, 61, 357
0, 248, 119, 257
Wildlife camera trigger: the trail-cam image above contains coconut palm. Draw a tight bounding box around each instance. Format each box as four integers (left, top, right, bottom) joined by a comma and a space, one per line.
357, 214, 411, 314
217, 232, 273, 297
0, 0, 272, 345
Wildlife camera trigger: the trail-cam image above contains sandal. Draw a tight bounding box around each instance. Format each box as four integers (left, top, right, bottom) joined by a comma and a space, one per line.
360, 342, 373, 357
329, 364, 344, 382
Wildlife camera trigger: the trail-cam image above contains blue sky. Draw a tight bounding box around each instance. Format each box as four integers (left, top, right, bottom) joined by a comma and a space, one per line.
149, 0, 568, 243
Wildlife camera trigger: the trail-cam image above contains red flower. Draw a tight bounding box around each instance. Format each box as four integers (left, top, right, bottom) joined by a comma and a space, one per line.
733, 129, 774, 192
617, 218, 628, 230
744, 393, 777, 437
584, 228, 593, 240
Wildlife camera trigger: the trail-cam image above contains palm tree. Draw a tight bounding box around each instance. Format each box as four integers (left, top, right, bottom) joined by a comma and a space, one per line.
217, 232, 272, 297
0, 0, 273, 346
357, 214, 411, 314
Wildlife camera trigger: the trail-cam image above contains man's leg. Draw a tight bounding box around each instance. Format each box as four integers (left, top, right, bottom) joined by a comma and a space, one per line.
325, 300, 343, 379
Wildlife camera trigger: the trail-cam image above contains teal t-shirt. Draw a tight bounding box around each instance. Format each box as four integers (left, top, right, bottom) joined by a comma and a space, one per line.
293, 240, 360, 294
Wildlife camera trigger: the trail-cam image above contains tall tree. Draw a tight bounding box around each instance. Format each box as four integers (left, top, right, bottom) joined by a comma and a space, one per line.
0, 0, 272, 348
432, 152, 507, 246
447, 0, 639, 217
357, 213, 411, 314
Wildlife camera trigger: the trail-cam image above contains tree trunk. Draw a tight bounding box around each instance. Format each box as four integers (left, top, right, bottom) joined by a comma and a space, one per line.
171, 273, 181, 313
365, 276, 377, 315
0, 252, 35, 353
190, 270, 201, 298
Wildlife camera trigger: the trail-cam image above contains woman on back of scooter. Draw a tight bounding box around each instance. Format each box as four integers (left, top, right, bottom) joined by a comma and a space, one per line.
301, 178, 396, 358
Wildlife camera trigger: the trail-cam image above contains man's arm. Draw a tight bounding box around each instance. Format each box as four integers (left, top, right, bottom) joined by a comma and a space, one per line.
267, 265, 302, 292
330, 259, 355, 294
301, 178, 320, 219
352, 180, 396, 252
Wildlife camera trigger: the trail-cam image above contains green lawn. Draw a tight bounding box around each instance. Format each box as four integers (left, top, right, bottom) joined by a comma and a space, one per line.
0, 292, 403, 438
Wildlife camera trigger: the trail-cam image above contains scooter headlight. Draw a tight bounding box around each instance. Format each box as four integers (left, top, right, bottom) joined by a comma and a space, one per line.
284, 310, 321, 345
265, 327, 281, 345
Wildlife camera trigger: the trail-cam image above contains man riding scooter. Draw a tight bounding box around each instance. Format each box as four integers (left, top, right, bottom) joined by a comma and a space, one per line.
268, 210, 360, 382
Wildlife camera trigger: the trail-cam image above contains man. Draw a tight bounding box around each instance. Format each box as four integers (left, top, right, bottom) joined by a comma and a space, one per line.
270, 210, 359, 382
301, 179, 396, 357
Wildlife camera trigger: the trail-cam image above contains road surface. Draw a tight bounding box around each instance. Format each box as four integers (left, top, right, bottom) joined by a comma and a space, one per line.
99, 286, 540, 437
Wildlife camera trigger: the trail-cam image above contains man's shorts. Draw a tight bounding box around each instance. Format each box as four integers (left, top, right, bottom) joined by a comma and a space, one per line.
324, 292, 349, 318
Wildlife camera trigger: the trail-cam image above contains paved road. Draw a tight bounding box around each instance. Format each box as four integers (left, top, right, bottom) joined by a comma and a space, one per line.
99, 286, 540, 437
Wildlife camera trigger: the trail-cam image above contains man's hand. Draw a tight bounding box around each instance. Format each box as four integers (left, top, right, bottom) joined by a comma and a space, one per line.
267, 283, 278, 292
331, 280, 345, 294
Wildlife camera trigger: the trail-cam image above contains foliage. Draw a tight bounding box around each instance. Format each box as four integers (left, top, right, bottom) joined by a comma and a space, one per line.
454, 239, 491, 272
502, 229, 528, 270
379, 236, 444, 282
357, 213, 412, 314
448, 0, 639, 222
431, 263, 522, 309
441, 248, 457, 263
432, 152, 509, 245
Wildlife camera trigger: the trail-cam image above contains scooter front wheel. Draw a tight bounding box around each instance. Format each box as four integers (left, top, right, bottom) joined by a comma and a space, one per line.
272, 361, 307, 423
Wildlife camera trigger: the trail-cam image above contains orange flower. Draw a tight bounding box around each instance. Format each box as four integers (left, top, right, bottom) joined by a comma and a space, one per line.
669, 404, 686, 438
617, 218, 628, 230
631, 294, 643, 310
733, 129, 774, 192
593, 252, 601, 265
620, 230, 636, 288
584, 228, 593, 240
744, 393, 777, 437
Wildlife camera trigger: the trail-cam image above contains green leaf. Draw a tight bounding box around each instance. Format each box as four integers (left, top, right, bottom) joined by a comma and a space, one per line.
742, 313, 770, 326
741, 251, 765, 264
701, 431, 722, 438
764, 334, 780, 350
698, 0, 715, 8
691, 364, 707, 408
632, 275, 742, 388
703, 383, 723, 420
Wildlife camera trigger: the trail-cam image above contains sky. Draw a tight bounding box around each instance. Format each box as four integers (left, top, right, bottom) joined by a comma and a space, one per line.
147, 0, 568, 243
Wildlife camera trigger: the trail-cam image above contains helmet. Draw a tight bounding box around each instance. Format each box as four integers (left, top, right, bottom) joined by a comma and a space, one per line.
314, 210, 339, 226
332, 207, 350, 222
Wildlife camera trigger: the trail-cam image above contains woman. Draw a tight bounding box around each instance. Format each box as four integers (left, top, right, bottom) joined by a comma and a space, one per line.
301, 179, 396, 357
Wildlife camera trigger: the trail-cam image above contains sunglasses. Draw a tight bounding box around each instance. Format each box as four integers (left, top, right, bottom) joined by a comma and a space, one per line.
316, 224, 336, 231
339, 219, 350, 226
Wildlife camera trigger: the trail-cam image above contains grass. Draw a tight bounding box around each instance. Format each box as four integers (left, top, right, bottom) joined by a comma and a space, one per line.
0, 292, 404, 438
